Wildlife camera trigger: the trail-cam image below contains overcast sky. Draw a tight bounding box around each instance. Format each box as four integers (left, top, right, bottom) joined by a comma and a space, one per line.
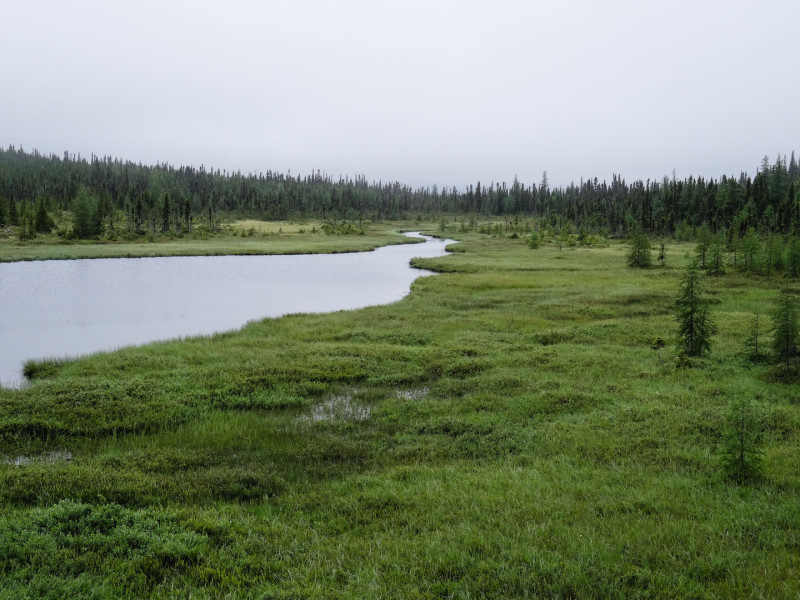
2, 0, 798, 189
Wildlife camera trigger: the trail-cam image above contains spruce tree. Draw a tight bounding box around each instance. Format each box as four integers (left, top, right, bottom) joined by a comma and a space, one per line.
17, 209, 34, 240
740, 228, 760, 273
627, 232, 652, 268
784, 236, 800, 277
772, 288, 798, 374
161, 193, 171, 233
134, 194, 144, 233
707, 231, 726, 275
8, 199, 18, 225
72, 186, 101, 238
34, 197, 52, 233
695, 223, 712, 268
675, 260, 716, 357
744, 313, 767, 363
183, 198, 192, 231
720, 396, 764, 483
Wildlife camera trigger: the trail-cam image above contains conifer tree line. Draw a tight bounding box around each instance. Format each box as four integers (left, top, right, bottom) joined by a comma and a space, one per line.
1, 145, 798, 236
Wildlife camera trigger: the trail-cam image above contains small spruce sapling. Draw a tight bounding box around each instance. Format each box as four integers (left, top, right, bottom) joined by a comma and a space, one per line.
720, 396, 764, 484
707, 231, 726, 275
772, 288, 798, 377
743, 313, 767, 363
675, 260, 716, 357
695, 223, 712, 268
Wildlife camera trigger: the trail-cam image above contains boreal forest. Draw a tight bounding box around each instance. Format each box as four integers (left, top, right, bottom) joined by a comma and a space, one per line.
1, 145, 799, 238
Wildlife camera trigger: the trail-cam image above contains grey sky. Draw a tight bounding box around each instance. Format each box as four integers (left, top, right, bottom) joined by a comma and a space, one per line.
2, 0, 798, 188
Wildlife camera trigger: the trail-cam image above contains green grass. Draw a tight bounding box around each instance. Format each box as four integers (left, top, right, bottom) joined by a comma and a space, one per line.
1, 232, 798, 598
0, 220, 422, 262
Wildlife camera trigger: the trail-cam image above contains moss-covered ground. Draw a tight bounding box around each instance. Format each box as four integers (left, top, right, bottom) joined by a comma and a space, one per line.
0, 232, 798, 599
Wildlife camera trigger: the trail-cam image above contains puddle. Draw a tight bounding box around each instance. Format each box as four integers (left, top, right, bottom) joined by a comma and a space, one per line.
396, 387, 429, 400
3, 450, 73, 466
299, 390, 371, 423
298, 387, 429, 424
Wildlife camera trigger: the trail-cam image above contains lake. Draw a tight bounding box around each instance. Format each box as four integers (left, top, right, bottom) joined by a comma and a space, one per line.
0, 233, 453, 387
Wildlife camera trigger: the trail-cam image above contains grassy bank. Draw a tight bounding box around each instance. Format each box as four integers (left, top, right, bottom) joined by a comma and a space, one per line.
0, 220, 421, 262
0, 233, 798, 598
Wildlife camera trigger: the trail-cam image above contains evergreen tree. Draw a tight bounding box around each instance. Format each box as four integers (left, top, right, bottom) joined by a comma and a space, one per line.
8, 199, 18, 226
740, 228, 760, 272
744, 313, 767, 363
183, 198, 192, 231
72, 186, 101, 238
789, 150, 799, 183
627, 232, 652, 268
17, 208, 35, 240
144, 191, 156, 233
34, 197, 53, 233
707, 231, 726, 275
695, 223, 712, 268
675, 260, 716, 357
1, 145, 798, 236
720, 396, 764, 483
161, 193, 171, 233
772, 288, 798, 374
784, 236, 800, 277
92, 196, 103, 237
0, 198, 5, 227
134, 194, 144, 233
208, 191, 216, 231
728, 226, 740, 268
764, 234, 784, 275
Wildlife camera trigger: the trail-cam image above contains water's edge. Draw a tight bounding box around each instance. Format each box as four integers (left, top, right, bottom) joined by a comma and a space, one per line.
0, 233, 455, 388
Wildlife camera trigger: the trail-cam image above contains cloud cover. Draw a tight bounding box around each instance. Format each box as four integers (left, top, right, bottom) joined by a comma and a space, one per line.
2, 0, 798, 188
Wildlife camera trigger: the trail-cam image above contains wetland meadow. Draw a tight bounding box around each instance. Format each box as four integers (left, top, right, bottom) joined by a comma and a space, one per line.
0, 222, 798, 599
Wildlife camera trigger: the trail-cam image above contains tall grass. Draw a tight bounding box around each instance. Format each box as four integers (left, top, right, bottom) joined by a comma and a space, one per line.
1, 232, 798, 598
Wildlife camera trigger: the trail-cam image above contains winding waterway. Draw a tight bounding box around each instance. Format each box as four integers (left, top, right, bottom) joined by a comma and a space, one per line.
0, 233, 452, 387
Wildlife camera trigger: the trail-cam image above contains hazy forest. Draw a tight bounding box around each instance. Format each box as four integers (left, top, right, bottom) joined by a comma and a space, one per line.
1, 146, 800, 240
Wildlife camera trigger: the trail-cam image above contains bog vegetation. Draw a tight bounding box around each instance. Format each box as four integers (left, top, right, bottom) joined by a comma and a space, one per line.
0, 148, 799, 598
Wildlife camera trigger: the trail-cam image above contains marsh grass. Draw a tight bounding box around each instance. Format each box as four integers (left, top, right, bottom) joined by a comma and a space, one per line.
0, 220, 420, 262
1, 233, 799, 598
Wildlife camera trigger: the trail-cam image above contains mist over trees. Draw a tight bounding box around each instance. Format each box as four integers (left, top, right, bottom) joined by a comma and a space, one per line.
0, 146, 798, 237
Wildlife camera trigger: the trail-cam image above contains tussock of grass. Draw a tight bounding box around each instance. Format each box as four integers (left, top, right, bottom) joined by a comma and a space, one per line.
1, 232, 798, 598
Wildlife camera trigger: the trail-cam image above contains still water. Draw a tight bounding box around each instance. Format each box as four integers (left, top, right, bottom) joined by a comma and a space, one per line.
0, 233, 452, 387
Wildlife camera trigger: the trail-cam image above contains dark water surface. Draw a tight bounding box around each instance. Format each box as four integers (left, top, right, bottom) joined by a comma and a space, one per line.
0, 233, 452, 387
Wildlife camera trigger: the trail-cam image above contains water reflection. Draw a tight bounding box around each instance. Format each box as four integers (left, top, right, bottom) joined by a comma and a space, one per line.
0, 233, 452, 387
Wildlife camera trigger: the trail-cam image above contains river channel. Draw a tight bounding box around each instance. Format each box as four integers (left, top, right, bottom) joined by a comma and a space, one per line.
0, 233, 452, 387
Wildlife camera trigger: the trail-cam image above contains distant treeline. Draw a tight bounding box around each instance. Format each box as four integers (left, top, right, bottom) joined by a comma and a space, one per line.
1, 145, 799, 236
